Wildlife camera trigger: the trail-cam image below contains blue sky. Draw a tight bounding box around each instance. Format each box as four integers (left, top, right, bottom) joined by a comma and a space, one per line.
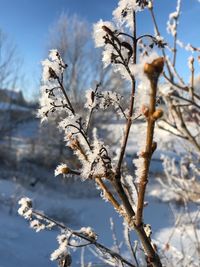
0, 0, 199, 99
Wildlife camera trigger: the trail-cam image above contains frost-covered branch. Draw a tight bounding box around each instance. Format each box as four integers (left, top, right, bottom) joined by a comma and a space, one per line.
18, 1, 193, 266
149, 0, 200, 155
154, 154, 200, 204
18, 198, 136, 267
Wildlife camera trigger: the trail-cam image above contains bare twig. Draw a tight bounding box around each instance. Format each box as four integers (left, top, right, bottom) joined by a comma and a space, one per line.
31, 210, 136, 267
136, 58, 164, 227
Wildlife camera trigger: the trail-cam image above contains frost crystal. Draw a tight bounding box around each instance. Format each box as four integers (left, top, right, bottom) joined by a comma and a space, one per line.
18, 197, 32, 219
188, 56, 194, 71
176, 39, 184, 48
49, 49, 60, 61
85, 89, 126, 118
167, 0, 181, 37
113, 0, 144, 29
113, 64, 132, 81
93, 20, 115, 48
133, 124, 146, 182
185, 43, 195, 52
144, 224, 152, 237
159, 83, 173, 97
79, 128, 112, 180
30, 220, 45, 232
55, 163, 70, 176
37, 50, 69, 122
133, 52, 159, 108
154, 154, 200, 203
50, 234, 69, 261
41, 50, 65, 82
102, 46, 115, 68
123, 175, 138, 207
85, 89, 95, 109
132, 51, 159, 80
79, 227, 98, 240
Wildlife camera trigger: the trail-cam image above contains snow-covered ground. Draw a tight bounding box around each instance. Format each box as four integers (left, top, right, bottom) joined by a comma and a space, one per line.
0, 176, 172, 267
0, 119, 196, 266
0, 102, 30, 112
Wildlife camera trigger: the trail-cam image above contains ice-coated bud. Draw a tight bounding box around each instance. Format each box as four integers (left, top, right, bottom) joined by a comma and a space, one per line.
148, 1, 153, 9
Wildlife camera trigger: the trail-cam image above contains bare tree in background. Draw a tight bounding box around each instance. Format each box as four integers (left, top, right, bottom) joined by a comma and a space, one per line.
0, 29, 22, 89
48, 14, 92, 103
0, 28, 25, 164
48, 13, 128, 104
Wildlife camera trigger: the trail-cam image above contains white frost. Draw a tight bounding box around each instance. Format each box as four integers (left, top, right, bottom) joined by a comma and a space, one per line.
113, 0, 143, 29
93, 20, 115, 48
18, 197, 32, 219
50, 234, 68, 261
55, 163, 69, 176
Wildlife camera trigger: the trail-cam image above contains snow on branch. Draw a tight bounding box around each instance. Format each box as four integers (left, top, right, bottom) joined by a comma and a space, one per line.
166, 0, 182, 37
154, 154, 200, 203
18, 198, 136, 267
113, 0, 149, 29
38, 49, 74, 122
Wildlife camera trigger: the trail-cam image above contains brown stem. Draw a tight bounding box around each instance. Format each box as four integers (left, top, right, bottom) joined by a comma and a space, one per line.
172, 2, 182, 68
172, 32, 178, 68
176, 107, 200, 153
116, 79, 136, 174
112, 11, 163, 265
57, 77, 75, 114
157, 123, 188, 140
166, 57, 185, 85
163, 72, 200, 101
31, 210, 136, 267
113, 10, 137, 223
165, 97, 200, 153
134, 226, 162, 267
149, 8, 173, 81
135, 79, 157, 227
171, 93, 200, 110
112, 174, 135, 218
190, 58, 195, 101
86, 107, 94, 134
96, 178, 121, 212
116, 11, 137, 174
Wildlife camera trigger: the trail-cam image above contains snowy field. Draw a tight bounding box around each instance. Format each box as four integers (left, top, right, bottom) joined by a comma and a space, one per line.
0, 178, 172, 267
0, 120, 195, 266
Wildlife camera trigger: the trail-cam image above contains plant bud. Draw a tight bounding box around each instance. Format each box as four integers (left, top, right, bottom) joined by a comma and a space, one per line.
102, 25, 113, 36
152, 109, 163, 120
69, 138, 79, 150
61, 166, 70, 175
144, 63, 155, 77
144, 57, 164, 79
152, 57, 165, 75
141, 105, 149, 117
